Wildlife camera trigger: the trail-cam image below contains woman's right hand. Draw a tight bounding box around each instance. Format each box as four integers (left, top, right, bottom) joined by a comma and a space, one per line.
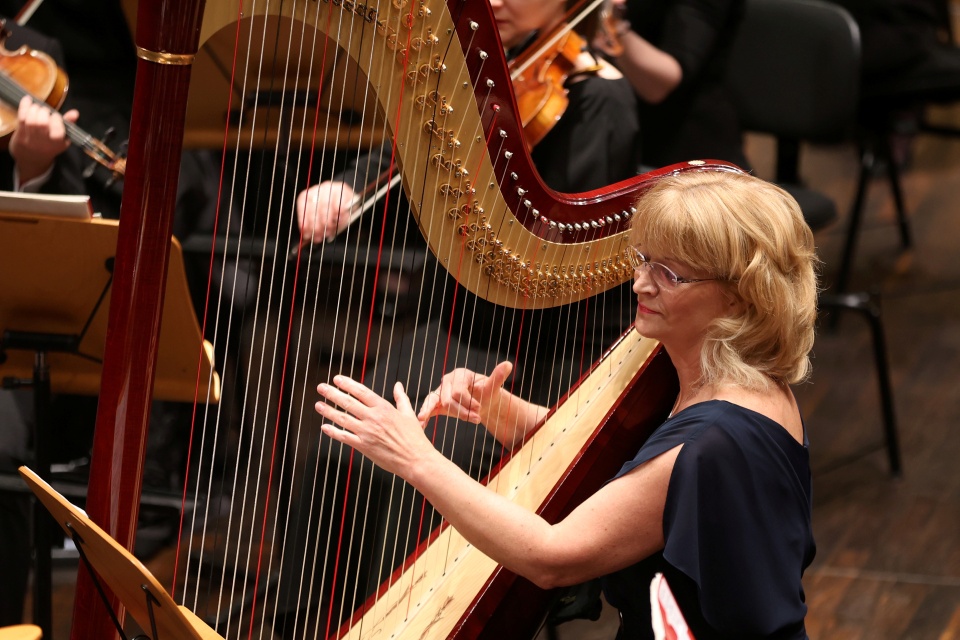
418, 361, 547, 450
295, 180, 357, 243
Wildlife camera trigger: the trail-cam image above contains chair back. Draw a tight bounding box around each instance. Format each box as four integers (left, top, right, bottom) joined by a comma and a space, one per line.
726, 0, 861, 143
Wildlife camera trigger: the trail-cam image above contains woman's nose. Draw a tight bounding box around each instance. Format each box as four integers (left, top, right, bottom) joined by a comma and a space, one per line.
632, 266, 657, 294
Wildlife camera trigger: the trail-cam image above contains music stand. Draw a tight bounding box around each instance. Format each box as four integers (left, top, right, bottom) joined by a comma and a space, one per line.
0, 209, 219, 639
0, 626, 41, 640
18, 466, 224, 640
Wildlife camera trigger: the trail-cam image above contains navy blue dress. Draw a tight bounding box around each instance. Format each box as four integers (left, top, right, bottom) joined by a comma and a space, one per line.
602, 400, 815, 639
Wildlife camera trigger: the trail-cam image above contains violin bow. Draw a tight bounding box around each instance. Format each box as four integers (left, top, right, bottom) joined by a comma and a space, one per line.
13, 0, 45, 26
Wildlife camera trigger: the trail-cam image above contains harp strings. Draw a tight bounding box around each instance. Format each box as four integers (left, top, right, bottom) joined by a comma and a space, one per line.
334, 0, 463, 626
216, 4, 295, 634
252, 2, 354, 635
283, 16, 374, 637
173, 0, 637, 635
179, 0, 262, 624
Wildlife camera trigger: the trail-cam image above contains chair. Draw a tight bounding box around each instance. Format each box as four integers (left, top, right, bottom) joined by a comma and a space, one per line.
837, 0, 960, 293
725, 0, 902, 475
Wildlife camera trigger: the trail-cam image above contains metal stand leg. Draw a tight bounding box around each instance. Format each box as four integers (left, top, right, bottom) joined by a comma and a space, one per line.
820, 292, 902, 476
837, 145, 874, 294
1, 330, 87, 639
31, 351, 53, 640
878, 133, 912, 250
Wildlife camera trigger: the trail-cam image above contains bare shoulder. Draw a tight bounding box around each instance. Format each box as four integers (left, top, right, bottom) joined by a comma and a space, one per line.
714, 385, 805, 444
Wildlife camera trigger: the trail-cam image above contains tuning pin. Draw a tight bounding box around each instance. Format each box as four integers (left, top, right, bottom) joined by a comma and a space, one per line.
109, 141, 129, 186
104, 168, 123, 188
101, 139, 128, 187
83, 128, 119, 179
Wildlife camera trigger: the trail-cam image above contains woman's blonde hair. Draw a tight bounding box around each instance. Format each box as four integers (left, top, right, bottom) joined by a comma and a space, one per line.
631, 168, 820, 389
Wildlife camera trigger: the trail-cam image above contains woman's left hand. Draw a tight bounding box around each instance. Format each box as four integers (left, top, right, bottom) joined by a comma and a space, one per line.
316, 376, 436, 477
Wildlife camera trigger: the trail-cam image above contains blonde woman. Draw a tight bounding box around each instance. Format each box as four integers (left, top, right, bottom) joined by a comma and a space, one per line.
314, 169, 819, 639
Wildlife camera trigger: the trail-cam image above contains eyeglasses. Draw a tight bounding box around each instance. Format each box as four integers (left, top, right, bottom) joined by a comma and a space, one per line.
626, 246, 720, 289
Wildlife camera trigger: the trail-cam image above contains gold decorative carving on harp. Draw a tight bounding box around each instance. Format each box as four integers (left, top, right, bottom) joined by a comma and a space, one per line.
188, 0, 646, 308
71, 0, 736, 637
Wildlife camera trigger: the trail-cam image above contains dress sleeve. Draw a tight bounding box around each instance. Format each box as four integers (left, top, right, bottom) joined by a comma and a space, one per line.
662, 425, 812, 637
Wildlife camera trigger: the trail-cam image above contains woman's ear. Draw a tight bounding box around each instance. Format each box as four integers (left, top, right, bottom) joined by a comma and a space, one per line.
722, 286, 746, 316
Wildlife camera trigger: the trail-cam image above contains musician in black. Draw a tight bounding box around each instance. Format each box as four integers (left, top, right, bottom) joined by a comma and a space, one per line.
831, 0, 960, 102
598, 0, 749, 170
316, 169, 819, 639
829, 0, 960, 162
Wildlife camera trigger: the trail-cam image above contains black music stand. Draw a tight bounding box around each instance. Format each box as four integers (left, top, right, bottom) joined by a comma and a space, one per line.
18, 466, 224, 640
0, 208, 219, 639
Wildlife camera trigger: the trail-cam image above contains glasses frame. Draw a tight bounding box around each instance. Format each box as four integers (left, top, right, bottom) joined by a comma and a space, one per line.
627, 246, 721, 289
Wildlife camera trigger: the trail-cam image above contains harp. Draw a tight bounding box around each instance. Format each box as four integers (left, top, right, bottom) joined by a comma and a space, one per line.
69, 0, 733, 637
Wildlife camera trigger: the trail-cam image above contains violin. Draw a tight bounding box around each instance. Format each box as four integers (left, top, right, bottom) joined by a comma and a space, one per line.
510, 29, 586, 150
0, 22, 126, 180
508, 0, 625, 150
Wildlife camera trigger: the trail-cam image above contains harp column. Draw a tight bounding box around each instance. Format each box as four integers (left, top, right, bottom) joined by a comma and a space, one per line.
69, 1, 207, 638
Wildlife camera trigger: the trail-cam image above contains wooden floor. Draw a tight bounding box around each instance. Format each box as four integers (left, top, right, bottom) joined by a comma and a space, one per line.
782, 124, 960, 639
24, 126, 960, 638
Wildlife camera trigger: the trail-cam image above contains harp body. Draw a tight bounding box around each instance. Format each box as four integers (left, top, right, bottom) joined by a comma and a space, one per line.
69, 0, 734, 637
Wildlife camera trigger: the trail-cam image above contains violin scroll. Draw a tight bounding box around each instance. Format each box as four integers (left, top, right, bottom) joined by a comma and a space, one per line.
594, 0, 629, 58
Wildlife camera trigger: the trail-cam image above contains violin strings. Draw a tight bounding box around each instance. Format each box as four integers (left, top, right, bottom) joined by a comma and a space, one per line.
0, 72, 120, 170
510, 0, 606, 77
